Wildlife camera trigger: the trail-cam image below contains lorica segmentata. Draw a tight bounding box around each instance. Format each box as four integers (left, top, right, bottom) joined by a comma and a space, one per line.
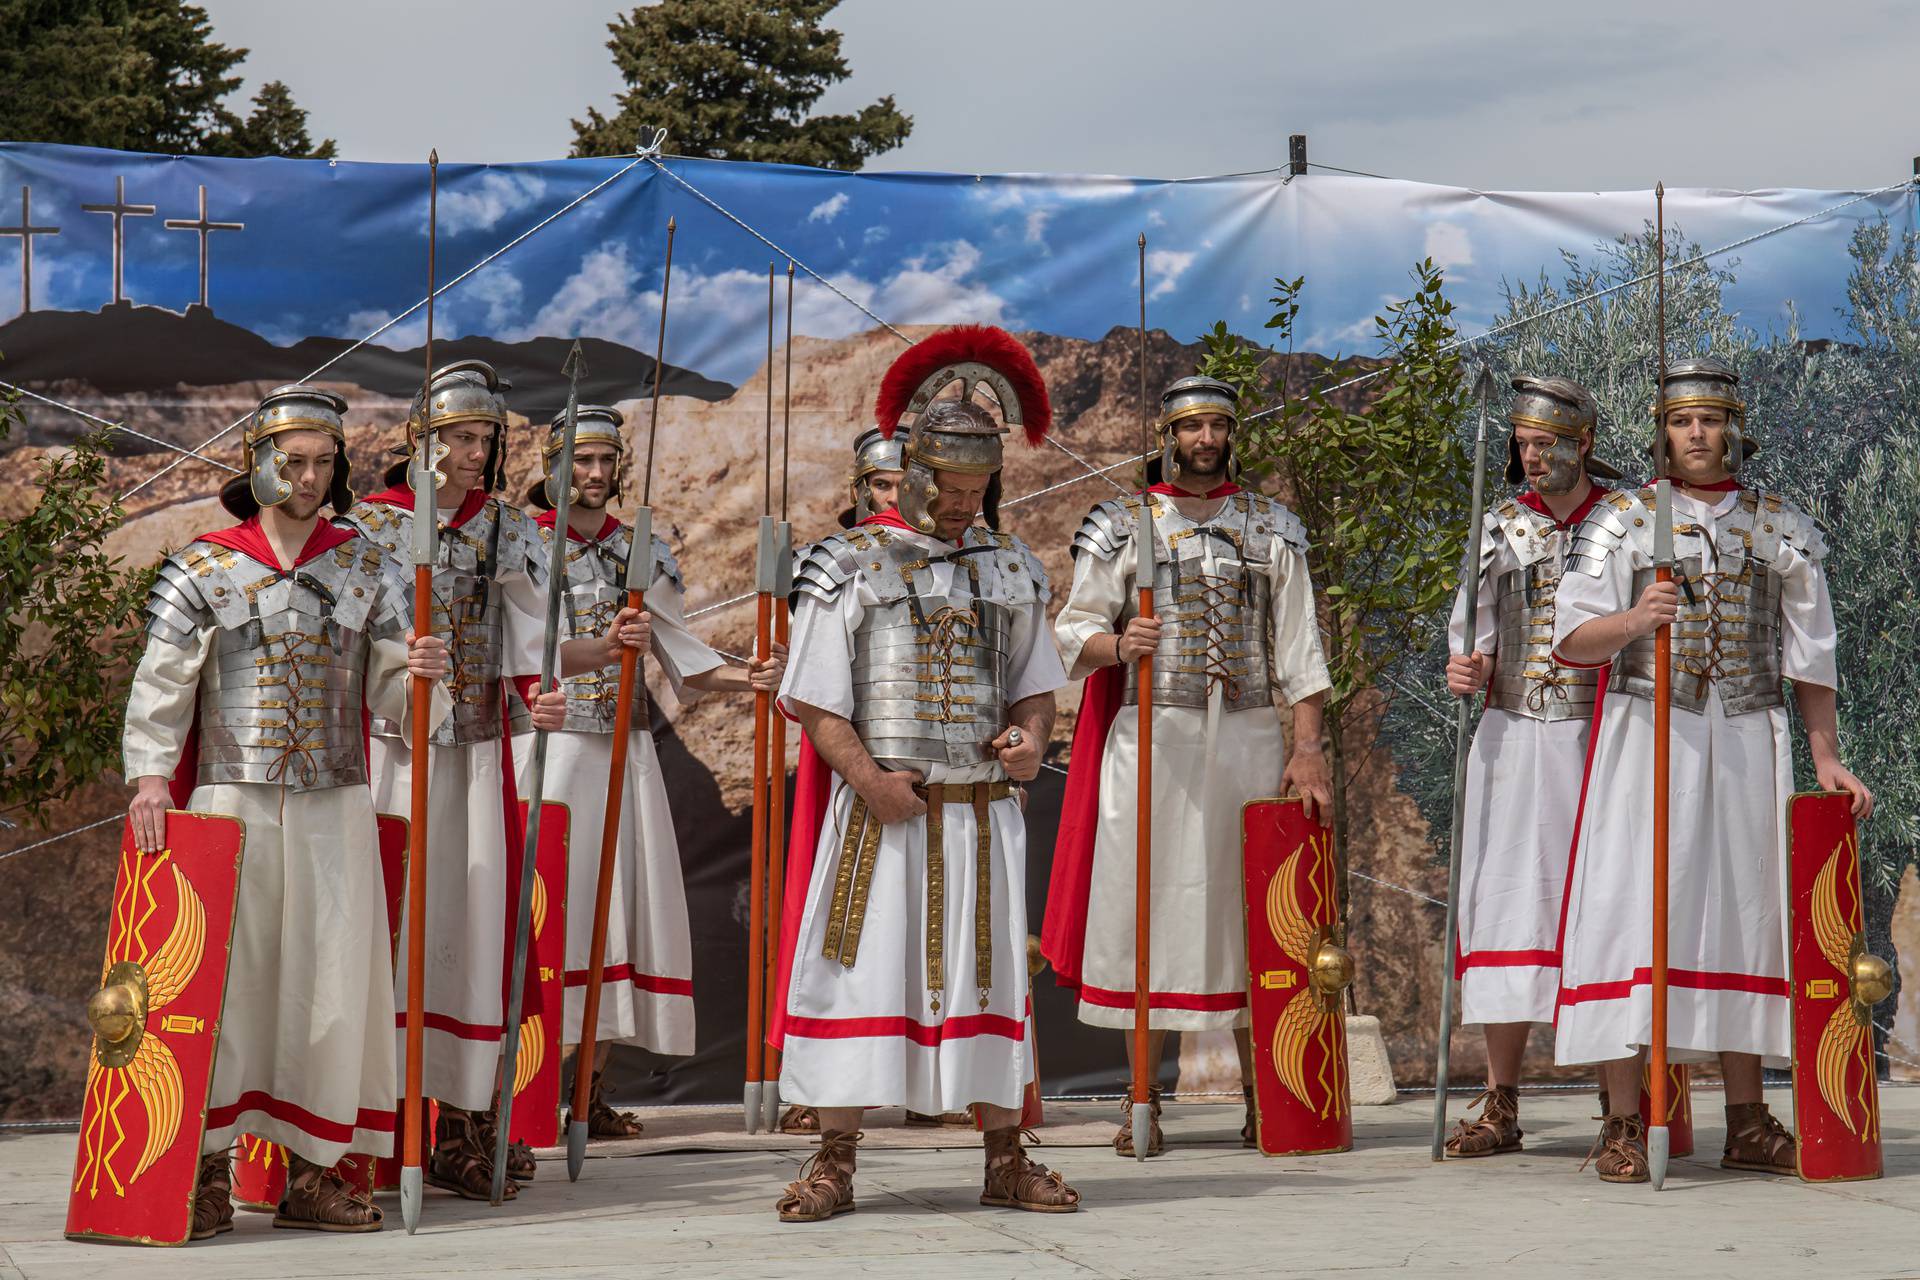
1479, 498, 1600, 722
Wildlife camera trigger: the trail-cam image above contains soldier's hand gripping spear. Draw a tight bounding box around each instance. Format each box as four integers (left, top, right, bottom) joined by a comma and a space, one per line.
399, 147, 442, 1237
1431, 363, 1496, 1161
1131, 232, 1155, 1161
492, 340, 587, 1205
1648, 181, 1677, 1192
567, 217, 675, 1181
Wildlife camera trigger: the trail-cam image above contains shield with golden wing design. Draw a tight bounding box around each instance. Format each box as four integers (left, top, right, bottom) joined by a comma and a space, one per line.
1242, 798, 1353, 1157
507, 800, 569, 1149
1788, 791, 1889, 1183
66, 813, 244, 1245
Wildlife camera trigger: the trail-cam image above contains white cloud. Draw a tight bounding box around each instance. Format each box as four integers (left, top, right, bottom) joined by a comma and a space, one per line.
1024, 208, 1052, 248
1147, 209, 1167, 228
1424, 222, 1474, 272
862, 224, 889, 246
807, 192, 850, 224
1145, 248, 1195, 300
439, 171, 548, 236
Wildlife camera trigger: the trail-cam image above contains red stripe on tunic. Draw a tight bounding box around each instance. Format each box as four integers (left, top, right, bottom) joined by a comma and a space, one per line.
782, 1012, 1027, 1045
1454, 948, 1560, 977
1557, 967, 1789, 1007
562, 963, 693, 997
205, 1092, 397, 1142
1075, 984, 1248, 1012
395, 1011, 505, 1040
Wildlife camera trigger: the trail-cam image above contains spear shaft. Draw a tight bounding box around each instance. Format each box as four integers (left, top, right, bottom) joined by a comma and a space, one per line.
1131, 232, 1155, 1160
1649, 181, 1675, 1192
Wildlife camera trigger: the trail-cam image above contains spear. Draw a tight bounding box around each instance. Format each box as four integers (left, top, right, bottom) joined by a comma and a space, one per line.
492, 339, 587, 1204
1131, 231, 1155, 1161
568, 216, 674, 1180
1648, 181, 1675, 1192
745, 262, 777, 1133
761, 260, 797, 1133
1431, 363, 1496, 1161
399, 147, 439, 1237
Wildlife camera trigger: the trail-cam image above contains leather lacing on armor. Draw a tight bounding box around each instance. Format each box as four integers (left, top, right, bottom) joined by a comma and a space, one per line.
1170, 568, 1250, 703
920, 603, 983, 723
1671, 525, 1755, 702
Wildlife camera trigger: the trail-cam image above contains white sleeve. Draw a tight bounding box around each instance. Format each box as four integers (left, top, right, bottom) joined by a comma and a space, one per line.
122, 630, 214, 782
1551, 539, 1640, 666
365, 633, 454, 733
500, 569, 547, 681
1446, 544, 1500, 657
1053, 549, 1128, 680
1008, 595, 1069, 705
1778, 542, 1840, 689
778, 589, 858, 720
1270, 545, 1333, 705
644, 572, 727, 706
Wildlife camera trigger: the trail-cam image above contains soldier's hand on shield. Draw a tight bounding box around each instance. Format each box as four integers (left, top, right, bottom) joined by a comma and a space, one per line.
1114, 616, 1163, 663
405, 629, 450, 680
992, 725, 1042, 782
748, 641, 787, 693
1281, 744, 1333, 822
863, 768, 927, 826
128, 776, 170, 853
530, 681, 568, 733
1627, 579, 1680, 639
1815, 758, 1875, 819
600, 606, 651, 665
1445, 652, 1491, 696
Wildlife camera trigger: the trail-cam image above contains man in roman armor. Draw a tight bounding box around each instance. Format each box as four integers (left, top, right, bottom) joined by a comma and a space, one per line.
1441, 375, 1620, 1158
768, 325, 1079, 1220
1552, 356, 1871, 1182
836, 426, 907, 529
124, 385, 449, 1236
1042, 374, 1333, 1156
511, 404, 784, 1138
337, 360, 643, 1200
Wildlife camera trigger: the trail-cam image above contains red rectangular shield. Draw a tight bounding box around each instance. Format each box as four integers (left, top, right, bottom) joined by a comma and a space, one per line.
1637, 1063, 1693, 1158
66, 813, 245, 1246
1242, 797, 1351, 1156
1788, 790, 1883, 1183
508, 800, 570, 1149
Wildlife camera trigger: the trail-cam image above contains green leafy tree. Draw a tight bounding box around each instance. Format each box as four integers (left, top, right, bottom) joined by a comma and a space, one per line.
0, 2, 332, 157
572, 0, 912, 168
0, 387, 148, 826
1199, 261, 1473, 914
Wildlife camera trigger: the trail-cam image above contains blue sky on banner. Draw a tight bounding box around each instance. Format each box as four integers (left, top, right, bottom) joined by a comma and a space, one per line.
1, 142, 1912, 386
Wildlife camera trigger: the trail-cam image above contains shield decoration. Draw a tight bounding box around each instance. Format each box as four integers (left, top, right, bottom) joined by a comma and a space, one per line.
66, 813, 244, 1245
1242, 797, 1353, 1157
508, 800, 569, 1149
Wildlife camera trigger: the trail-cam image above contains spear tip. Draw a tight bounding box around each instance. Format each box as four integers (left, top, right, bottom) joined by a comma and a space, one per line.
1655, 180, 1664, 199
667, 214, 676, 232
1472, 362, 1497, 402
563, 338, 586, 381
787, 259, 796, 278
1138, 232, 1147, 248
428, 148, 438, 167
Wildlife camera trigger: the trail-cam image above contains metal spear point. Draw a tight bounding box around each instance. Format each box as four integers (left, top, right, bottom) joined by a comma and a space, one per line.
1432, 362, 1496, 1161
493, 339, 588, 1205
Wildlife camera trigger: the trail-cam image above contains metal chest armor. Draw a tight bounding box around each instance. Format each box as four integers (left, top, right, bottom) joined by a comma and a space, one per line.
1478, 497, 1601, 722
792, 524, 1049, 774
339, 497, 546, 747
1567, 487, 1825, 716
505, 523, 682, 736
1070, 491, 1303, 712
143, 536, 406, 792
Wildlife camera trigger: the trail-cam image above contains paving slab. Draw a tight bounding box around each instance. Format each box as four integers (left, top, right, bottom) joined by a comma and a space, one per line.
6, 1087, 1916, 1279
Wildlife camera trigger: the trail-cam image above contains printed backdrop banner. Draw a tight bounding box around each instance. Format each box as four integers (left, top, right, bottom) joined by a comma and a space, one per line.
0, 141, 1915, 1116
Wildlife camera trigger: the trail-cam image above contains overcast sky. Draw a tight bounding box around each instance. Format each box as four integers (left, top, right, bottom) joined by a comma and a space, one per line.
201, 0, 1920, 191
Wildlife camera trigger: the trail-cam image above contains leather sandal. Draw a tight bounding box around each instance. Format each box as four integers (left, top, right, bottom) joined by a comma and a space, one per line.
982, 1126, 1080, 1213
1444, 1085, 1523, 1158
776, 1130, 860, 1222
1721, 1102, 1796, 1176
779, 1105, 820, 1135
476, 1104, 538, 1182
1113, 1085, 1164, 1158
905, 1109, 974, 1127
586, 1071, 644, 1139
191, 1151, 235, 1241
274, 1154, 383, 1232
427, 1105, 517, 1202
1582, 1113, 1649, 1184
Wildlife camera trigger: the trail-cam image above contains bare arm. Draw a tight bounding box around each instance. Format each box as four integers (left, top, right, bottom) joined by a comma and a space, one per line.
1558, 580, 1679, 667
990, 691, 1057, 782
685, 642, 786, 694
1794, 681, 1874, 817
1280, 691, 1332, 820
792, 700, 926, 825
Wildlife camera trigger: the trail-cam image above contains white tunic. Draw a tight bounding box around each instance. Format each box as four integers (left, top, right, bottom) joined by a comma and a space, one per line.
123, 626, 425, 1167
509, 564, 723, 1054
1551, 488, 1837, 1067
1054, 498, 1331, 1031
1446, 514, 1591, 1028
373, 564, 547, 1112
776, 526, 1066, 1114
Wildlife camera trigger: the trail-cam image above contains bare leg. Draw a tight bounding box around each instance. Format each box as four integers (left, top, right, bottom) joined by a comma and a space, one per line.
976, 1103, 1022, 1131
594, 1040, 613, 1074
814, 1106, 864, 1134
1483, 1022, 1531, 1089
1233, 1026, 1254, 1085
1123, 1028, 1170, 1079
1719, 1052, 1763, 1106
1600, 1053, 1647, 1117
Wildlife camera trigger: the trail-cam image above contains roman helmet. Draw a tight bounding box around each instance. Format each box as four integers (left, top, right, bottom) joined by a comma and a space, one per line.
219, 383, 353, 518
839, 425, 909, 528
1503, 374, 1621, 494
1149, 374, 1241, 487
525, 403, 626, 510
873, 325, 1052, 536
384, 358, 512, 491
1653, 355, 1755, 474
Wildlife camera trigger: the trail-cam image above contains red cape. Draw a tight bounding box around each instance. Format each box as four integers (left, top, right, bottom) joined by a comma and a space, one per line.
534, 508, 622, 543
361, 483, 490, 528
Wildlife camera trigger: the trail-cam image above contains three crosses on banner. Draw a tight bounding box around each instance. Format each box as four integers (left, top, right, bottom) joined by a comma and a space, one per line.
0, 176, 244, 314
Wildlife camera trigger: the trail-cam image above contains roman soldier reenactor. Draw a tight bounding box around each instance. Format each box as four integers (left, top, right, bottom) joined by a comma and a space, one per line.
768, 325, 1079, 1221
1042, 374, 1332, 1156
1552, 356, 1872, 1182
123, 385, 449, 1237
337, 361, 642, 1201
510, 404, 784, 1138
1441, 375, 1620, 1157
835, 426, 907, 529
